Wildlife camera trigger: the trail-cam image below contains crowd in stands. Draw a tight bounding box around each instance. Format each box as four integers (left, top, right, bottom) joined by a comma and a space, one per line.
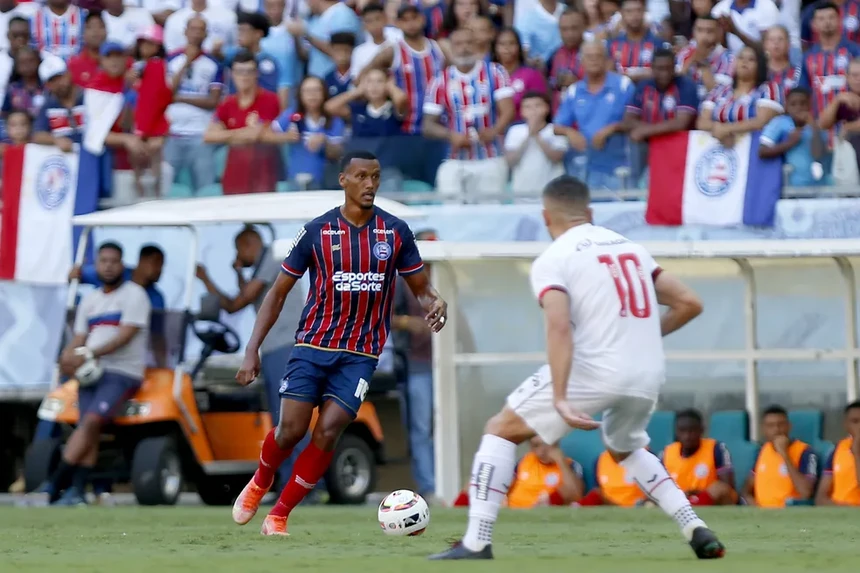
2, 0, 860, 202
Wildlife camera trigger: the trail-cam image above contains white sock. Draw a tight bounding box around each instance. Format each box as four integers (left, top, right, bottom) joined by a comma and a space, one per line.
462, 434, 517, 551
620, 448, 707, 541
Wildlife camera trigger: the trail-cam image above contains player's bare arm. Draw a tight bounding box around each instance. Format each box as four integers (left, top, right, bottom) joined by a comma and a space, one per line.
541, 289, 599, 431
654, 271, 704, 336
403, 271, 448, 332
236, 272, 299, 386
196, 263, 266, 314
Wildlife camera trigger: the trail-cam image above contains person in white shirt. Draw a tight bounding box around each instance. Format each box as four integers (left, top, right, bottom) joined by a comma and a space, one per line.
711, 0, 781, 52
350, 2, 402, 79
429, 175, 726, 561
102, 0, 156, 50
0, 0, 36, 51
163, 0, 237, 54
504, 91, 568, 195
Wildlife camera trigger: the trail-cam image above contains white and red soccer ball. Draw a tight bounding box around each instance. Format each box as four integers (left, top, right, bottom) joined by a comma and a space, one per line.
377, 490, 430, 536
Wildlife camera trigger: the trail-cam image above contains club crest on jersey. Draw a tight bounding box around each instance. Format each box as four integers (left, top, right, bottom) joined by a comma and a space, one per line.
373, 241, 392, 260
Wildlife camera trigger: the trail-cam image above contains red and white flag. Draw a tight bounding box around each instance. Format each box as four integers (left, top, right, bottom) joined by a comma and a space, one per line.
82, 71, 125, 155
0, 145, 79, 285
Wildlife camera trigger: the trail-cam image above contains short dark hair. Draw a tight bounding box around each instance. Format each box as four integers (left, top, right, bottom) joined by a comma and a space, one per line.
676, 408, 704, 425
695, 14, 718, 23
362, 2, 384, 16
559, 8, 585, 21
340, 150, 378, 172
542, 175, 590, 207
521, 90, 550, 104
813, 1, 839, 16
99, 241, 123, 257
734, 45, 768, 88
231, 49, 257, 67
845, 400, 860, 414
238, 10, 271, 36
653, 47, 675, 64
788, 86, 811, 99
762, 405, 788, 418
235, 225, 261, 242
84, 11, 105, 25
8, 16, 29, 29
139, 244, 164, 260
621, 0, 645, 6
330, 32, 356, 48
6, 109, 32, 125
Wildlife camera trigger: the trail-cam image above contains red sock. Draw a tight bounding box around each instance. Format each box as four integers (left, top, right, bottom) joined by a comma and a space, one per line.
688, 491, 715, 506
548, 490, 566, 506
270, 442, 334, 518
452, 491, 469, 507
253, 429, 293, 488
578, 489, 604, 506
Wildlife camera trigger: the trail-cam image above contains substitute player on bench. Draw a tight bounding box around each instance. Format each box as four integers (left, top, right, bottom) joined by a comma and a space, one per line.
430, 175, 725, 561
231, 150, 447, 536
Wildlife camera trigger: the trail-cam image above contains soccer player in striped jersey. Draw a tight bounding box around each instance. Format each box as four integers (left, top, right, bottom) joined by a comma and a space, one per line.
231, 150, 448, 536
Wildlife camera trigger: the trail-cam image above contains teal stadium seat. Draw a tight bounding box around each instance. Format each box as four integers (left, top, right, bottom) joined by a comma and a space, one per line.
401, 179, 434, 193
169, 182, 193, 198
789, 409, 824, 444
559, 413, 604, 492
722, 440, 760, 492
709, 410, 750, 443
214, 146, 228, 181
646, 411, 676, 454
813, 440, 835, 474
197, 183, 223, 197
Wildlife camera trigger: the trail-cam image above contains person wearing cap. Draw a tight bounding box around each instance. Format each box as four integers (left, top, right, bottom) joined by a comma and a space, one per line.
163, 0, 238, 55
30, 0, 85, 61
67, 12, 106, 87
226, 10, 288, 109
102, 0, 155, 50
284, 0, 361, 79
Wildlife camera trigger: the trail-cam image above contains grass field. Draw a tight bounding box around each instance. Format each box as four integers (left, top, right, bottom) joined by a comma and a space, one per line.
0, 506, 857, 573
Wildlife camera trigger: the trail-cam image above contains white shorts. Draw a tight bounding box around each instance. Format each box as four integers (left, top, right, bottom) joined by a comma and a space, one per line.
506, 364, 656, 452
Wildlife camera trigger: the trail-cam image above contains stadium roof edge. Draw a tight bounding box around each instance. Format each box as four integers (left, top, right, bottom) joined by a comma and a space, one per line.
72, 192, 426, 227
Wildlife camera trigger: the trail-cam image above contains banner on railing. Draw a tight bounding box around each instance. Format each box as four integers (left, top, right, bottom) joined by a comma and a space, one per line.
647, 131, 782, 227
0, 144, 79, 285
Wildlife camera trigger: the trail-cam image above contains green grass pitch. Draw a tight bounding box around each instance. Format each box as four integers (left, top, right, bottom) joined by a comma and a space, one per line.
1, 506, 857, 573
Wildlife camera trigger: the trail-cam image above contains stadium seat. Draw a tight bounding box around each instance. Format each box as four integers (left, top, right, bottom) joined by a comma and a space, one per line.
197, 183, 223, 197
401, 179, 433, 193
276, 181, 292, 192
559, 413, 604, 492
176, 168, 193, 188
723, 440, 760, 492
169, 182, 193, 198
214, 146, 228, 181
646, 410, 676, 454
789, 409, 823, 444
814, 439, 835, 473
709, 410, 750, 443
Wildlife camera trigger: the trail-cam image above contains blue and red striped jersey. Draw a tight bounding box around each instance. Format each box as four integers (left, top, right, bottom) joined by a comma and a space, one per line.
675, 42, 735, 100
548, 45, 584, 112
768, 63, 802, 94
31, 5, 85, 61
281, 207, 424, 358
701, 81, 784, 123
801, 0, 860, 47
626, 76, 699, 124
799, 40, 860, 116
608, 31, 671, 76
391, 38, 445, 135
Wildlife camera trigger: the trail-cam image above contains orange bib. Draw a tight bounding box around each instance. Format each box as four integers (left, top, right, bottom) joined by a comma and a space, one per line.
597, 451, 644, 507
753, 440, 809, 508
663, 438, 718, 493
507, 452, 565, 509
831, 438, 860, 506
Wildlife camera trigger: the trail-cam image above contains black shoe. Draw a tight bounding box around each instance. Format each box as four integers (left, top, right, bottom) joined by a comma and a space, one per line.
428, 541, 493, 560
689, 527, 726, 559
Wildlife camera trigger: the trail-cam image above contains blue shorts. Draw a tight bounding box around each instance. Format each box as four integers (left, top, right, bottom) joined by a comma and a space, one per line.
278, 345, 378, 416
78, 371, 141, 421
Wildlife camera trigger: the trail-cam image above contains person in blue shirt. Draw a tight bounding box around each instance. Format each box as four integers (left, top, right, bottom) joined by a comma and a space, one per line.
261, 0, 301, 107
553, 40, 635, 193
323, 32, 356, 98
514, 0, 564, 68
759, 87, 829, 187
263, 75, 346, 189
286, 0, 362, 79
226, 11, 287, 109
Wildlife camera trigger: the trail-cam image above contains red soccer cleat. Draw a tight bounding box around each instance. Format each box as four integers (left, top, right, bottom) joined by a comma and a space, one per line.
261, 514, 289, 536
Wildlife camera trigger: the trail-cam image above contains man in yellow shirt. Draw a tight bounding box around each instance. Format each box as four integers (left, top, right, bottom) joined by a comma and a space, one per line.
815, 401, 860, 506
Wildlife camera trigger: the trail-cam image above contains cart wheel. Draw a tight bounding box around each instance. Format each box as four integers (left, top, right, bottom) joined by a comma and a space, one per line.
131, 436, 183, 506
326, 434, 376, 505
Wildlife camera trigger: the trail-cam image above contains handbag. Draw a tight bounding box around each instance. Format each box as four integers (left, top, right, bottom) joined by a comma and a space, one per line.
832, 135, 860, 186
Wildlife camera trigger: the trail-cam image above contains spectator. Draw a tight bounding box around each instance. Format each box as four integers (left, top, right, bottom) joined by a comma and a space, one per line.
422, 27, 514, 198
285, 0, 362, 79
711, 0, 781, 53
554, 40, 634, 192
166, 15, 223, 194
675, 15, 734, 101
759, 87, 827, 187
0, 16, 31, 109
366, 4, 445, 136
261, 0, 300, 104
590, 0, 621, 39
659, 409, 738, 506
419, 0, 445, 40
608, 0, 671, 83
30, 0, 85, 61
740, 404, 818, 507
323, 32, 355, 98
578, 449, 645, 506
163, 0, 238, 55
696, 46, 783, 147
350, 3, 394, 79
102, 0, 156, 51
439, 0, 484, 42
0, 108, 30, 182
204, 50, 282, 194
266, 75, 344, 190
468, 14, 496, 64
145, 0, 180, 27
226, 11, 287, 110
0, 0, 37, 52
1, 46, 44, 118
765, 25, 800, 93
819, 57, 860, 183
68, 12, 106, 88
504, 91, 568, 194
801, 0, 860, 48
548, 10, 586, 114
129, 31, 168, 197
325, 66, 406, 136
799, 2, 860, 121
815, 400, 860, 506
514, 0, 563, 70
493, 27, 548, 121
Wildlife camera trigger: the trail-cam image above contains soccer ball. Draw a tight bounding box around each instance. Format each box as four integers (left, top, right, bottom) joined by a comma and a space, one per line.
377, 489, 430, 536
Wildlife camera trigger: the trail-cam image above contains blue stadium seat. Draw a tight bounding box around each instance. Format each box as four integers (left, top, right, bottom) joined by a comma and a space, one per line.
175, 168, 193, 188
647, 410, 676, 454
169, 182, 193, 198
709, 410, 750, 443
789, 409, 823, 444
276, 181, 292, 192
197, 183, 223, 197
401, 179, 434, 193
723, 440, 760, 492
814, 439, 835, 473
559, 413, 604, 492
214, 146, 228, 181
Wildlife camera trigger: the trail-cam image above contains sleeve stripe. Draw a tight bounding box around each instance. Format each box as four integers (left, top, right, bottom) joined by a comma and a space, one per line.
399, 262, 425, 274
281, 263, 303, 277
652, 267, 663, 281
538, 285, 568, 305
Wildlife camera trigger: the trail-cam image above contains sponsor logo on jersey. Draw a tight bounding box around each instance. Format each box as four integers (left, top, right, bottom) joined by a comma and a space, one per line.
333, 271, 385, 292
323, 229, 346, 236
373, 228, 395, 234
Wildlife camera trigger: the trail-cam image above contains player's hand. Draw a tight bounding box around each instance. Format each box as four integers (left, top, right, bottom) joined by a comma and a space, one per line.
424, 297, 448, 333
839, 91, 860, 109
773, 434, 790, 456
563, 128, 588, 152
286, 18, 306, 37
554, 399, 601, 431
306, 133, 327, 152
236, 352, 261, 386
55, 137, 74, 153
68, 265, 82, 282
449, 132, 470, 150
477, 128, 498, 144
195, 263, 208, 281
592, 126, 613, 150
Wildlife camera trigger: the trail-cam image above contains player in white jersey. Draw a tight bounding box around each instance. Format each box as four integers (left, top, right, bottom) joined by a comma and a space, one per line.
429, 175, 726, 561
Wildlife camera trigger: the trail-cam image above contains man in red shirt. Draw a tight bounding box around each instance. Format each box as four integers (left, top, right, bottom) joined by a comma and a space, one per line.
203, 50, 281, 194
67, 12, 104, 87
